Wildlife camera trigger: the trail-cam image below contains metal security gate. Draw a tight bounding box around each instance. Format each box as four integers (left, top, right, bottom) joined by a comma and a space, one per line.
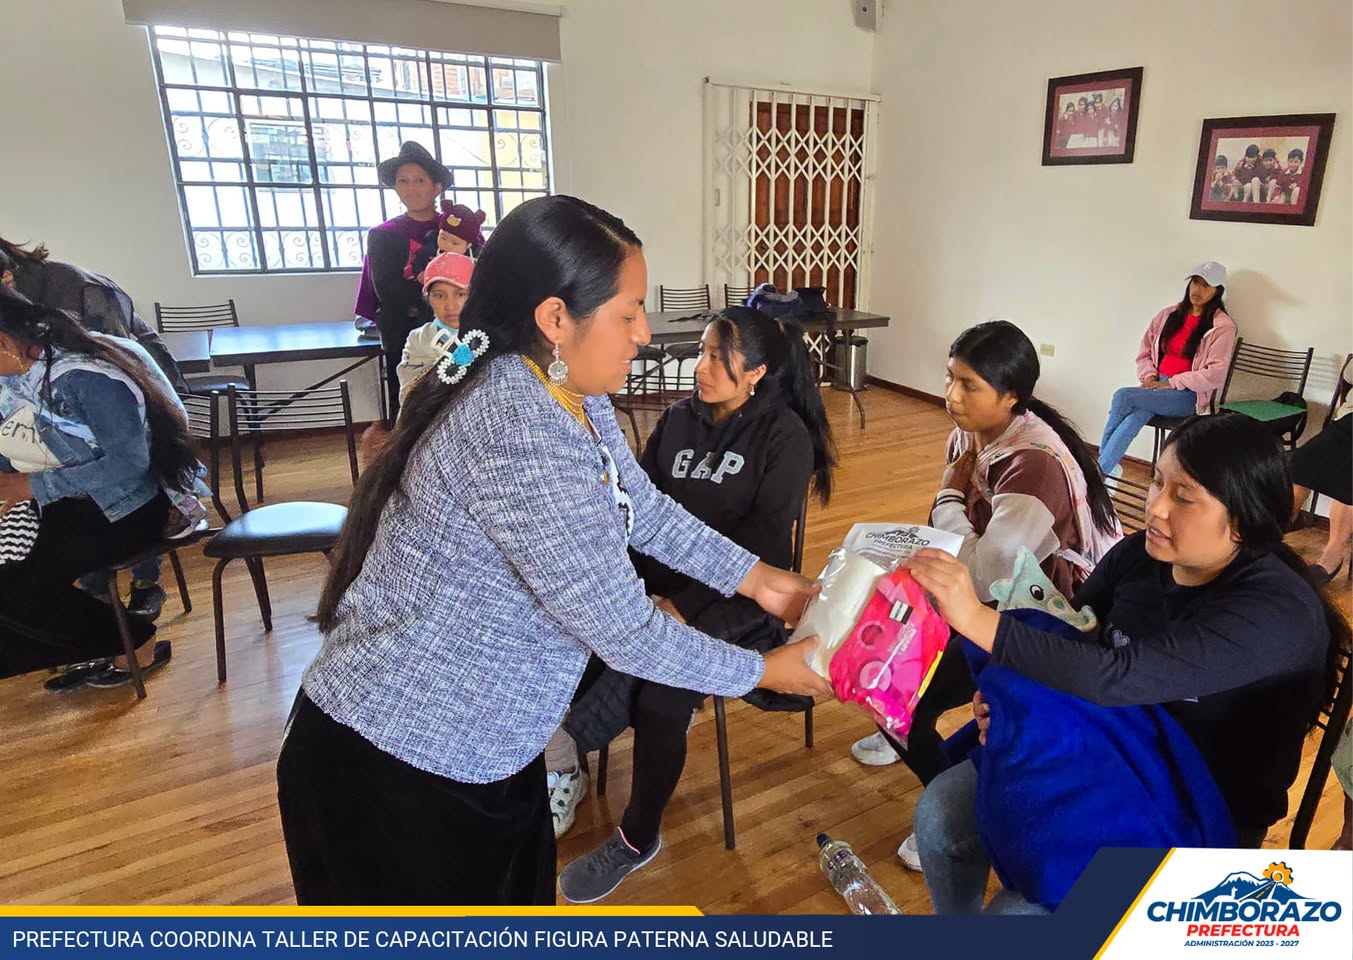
703, 78, 878, 312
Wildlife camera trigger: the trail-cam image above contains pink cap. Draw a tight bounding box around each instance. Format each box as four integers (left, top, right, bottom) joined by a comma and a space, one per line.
422, 252, 474, 293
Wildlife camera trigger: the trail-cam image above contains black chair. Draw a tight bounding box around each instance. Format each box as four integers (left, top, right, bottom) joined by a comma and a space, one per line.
154, 300, 254, 396
597, 497, 814, 850
203, 382, 358, 683
1304, 353, 1353, 524
1288, 643, 1351, 849
657, 286, 713, 395
1102, 473, 1150, 535
723, 284, 754, 308
1148, 338, 1314, 469
91, 392, 217, 700
611, 345, 671, 456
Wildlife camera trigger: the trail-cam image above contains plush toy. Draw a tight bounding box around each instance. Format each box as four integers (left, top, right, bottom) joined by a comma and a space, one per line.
988, 547, 1097, 631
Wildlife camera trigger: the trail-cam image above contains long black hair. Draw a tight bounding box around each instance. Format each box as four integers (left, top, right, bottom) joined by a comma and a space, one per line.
1165, 413, 1350, 726
707, 306, 837, 505
316, 195, 642, 630
1157, 279, 1228, 365
0, 285, 197, 492
949, 320, 1117, 535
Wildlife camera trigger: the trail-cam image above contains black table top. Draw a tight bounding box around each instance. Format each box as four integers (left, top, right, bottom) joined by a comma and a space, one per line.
204, 321, 381, 367
160, 331, 211, 374
646, 308, 889, 344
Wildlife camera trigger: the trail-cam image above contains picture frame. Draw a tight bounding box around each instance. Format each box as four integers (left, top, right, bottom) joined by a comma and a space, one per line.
1189, 113, 1336, 226
1042, 66, 1143, 165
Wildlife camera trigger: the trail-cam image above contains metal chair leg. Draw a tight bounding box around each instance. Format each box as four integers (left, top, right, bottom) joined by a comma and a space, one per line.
713, 695, 735, 850
804, 704, 814, 748
168, 549, 192, 614
245, 557, 273, 630
106, 572, 147, 700
212, 558, 231, 684
596, 745, 609, 796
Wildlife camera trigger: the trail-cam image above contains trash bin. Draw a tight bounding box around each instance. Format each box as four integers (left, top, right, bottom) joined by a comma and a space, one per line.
831, 335, 868, 391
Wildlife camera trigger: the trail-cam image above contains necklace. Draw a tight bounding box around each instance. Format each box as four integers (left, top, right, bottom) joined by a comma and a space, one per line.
522, 354, 588, 427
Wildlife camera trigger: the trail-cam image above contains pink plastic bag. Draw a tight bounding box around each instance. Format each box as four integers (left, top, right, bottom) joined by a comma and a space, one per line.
828, 569, 950, 738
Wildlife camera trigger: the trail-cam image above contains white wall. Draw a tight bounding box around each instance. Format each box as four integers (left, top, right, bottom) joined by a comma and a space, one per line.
867, 0, 1352, 462
0, 0, 875, 420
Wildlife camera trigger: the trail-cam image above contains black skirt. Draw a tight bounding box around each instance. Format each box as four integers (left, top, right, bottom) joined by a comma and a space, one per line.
276, 691, 556, 905
1289, 415, 1352, 505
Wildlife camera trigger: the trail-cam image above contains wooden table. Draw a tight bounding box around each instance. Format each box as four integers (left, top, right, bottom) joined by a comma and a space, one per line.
163, 322, 385, 418
646, 308, 890, 427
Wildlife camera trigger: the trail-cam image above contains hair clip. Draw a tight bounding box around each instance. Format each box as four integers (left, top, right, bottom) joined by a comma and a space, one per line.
434, 329, 490, 386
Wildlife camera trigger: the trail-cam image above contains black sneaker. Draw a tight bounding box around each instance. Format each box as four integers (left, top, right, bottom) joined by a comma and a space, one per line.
85, 640, 172, 688
557, 829, 661, 904
127, 582, 166, 621
44, 659, 115, 691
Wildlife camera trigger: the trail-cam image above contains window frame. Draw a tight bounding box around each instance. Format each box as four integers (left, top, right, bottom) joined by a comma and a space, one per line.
146, 26, 551, 276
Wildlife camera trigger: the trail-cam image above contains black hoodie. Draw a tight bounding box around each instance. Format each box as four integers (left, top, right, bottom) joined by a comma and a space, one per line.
633, 382, 814, 637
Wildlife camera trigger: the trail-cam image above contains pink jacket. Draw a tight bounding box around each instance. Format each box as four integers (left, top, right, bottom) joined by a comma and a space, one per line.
1134, 305, 1237, 415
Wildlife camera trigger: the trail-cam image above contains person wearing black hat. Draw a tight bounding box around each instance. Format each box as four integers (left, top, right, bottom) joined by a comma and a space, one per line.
352, 141, 452, 418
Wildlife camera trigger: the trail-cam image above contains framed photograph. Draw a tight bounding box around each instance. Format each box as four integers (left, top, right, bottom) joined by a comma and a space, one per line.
1042, 66, 1143, 165
1189, 113, 1336, 226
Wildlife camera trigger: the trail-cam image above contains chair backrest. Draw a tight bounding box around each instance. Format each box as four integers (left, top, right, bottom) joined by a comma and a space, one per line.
1322, 353, 1353, 429
658, 285, 711, 312
1219, 338, 1316, 406
1289, 644, 1352, 848
220, 382, 358, 515
155, 300, 240, 333
1102, 473, 1150, 534
723, 284, 753, 309
791, 495, 808, 575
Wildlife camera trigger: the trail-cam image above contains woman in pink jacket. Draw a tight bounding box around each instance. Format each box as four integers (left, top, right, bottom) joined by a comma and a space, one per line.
1097, 261, 1237, 475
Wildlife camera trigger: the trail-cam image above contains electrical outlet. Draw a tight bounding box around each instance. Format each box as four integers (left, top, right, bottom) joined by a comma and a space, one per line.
1039, 343, 1055, 357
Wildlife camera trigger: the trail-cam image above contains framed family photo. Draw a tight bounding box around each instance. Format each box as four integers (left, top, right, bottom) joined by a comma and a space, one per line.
1189, 113, 1336, 226
1042, 66, 1143, 165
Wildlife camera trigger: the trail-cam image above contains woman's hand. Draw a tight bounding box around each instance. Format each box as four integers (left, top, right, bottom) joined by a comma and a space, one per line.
0, 472, 33, 515
738, 561, 818, 627
1144, 376, 1172, 390
941, 449, 977, 493
973, 690, 991, 745
654, 596, 686, 624
905, 548, 1000, 651
759, 637, 833, 697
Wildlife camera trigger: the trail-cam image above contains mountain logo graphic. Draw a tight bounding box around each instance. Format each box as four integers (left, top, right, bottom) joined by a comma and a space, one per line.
1194, 863, 1306, 904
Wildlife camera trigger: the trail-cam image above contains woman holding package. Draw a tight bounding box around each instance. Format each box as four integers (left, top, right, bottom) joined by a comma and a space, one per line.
907, 413, 1346, 913
1097, 261, 1237, 476
278, 195, 830, 906
851, 320, 1121, 869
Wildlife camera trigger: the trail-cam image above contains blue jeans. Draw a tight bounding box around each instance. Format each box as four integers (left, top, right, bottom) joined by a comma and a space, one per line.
1097, 386, 1198, 474
78, 556, 162, 596
913, 760, 1050, 916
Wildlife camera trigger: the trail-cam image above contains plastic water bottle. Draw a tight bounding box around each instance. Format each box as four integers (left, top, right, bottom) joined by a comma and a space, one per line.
816, 833, 902, 915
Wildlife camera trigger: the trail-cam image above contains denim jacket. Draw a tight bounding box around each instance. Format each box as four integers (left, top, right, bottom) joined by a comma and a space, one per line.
0, 342, 173, 522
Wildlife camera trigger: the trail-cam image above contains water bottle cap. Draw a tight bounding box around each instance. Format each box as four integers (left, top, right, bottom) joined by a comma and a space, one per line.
815, 833, 830, 848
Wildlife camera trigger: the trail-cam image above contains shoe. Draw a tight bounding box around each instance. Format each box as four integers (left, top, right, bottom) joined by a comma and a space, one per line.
549, 767, 589, 839
85, 640, 172, 688
127, 582, 167, 621
1310, 561, 1344, 587
44, 659, 115, 692
851, 731, 899, 766
896, 832, 923, 872
558, 828, 661, 904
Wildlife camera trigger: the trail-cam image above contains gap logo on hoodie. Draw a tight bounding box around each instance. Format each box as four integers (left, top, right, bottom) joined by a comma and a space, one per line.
672, 449, 745, 484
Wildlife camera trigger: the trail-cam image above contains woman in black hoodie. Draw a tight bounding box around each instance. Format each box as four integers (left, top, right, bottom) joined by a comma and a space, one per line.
557, 307, 837, 904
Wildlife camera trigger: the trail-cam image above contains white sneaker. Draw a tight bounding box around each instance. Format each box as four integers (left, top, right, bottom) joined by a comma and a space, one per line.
897, 832, 922, 872
549, 767, 588, 839
851, 731, 899, 766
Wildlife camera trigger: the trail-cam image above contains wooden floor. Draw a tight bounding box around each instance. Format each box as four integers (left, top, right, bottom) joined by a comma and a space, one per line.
0, 388, 1347, 911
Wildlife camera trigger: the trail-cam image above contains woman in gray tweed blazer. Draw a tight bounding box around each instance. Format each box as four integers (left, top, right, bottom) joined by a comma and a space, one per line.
277, 195, 831, 905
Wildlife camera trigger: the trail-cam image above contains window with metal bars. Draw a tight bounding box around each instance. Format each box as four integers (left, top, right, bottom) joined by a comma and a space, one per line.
146, 25, 551, 274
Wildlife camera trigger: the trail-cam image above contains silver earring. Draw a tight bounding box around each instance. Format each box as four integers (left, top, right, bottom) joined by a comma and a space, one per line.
548, 341, 569, 385
750, 383, 757, 397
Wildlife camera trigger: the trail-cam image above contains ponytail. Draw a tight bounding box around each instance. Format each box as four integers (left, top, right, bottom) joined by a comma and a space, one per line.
1025, 396, 1117, 535
778, 319, 837, 505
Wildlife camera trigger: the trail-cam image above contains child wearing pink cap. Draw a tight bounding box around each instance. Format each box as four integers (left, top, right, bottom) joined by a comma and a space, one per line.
396, 252, 474, 404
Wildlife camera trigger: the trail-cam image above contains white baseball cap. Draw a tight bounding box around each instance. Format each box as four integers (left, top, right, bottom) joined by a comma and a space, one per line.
1186, 261, 1228, 287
